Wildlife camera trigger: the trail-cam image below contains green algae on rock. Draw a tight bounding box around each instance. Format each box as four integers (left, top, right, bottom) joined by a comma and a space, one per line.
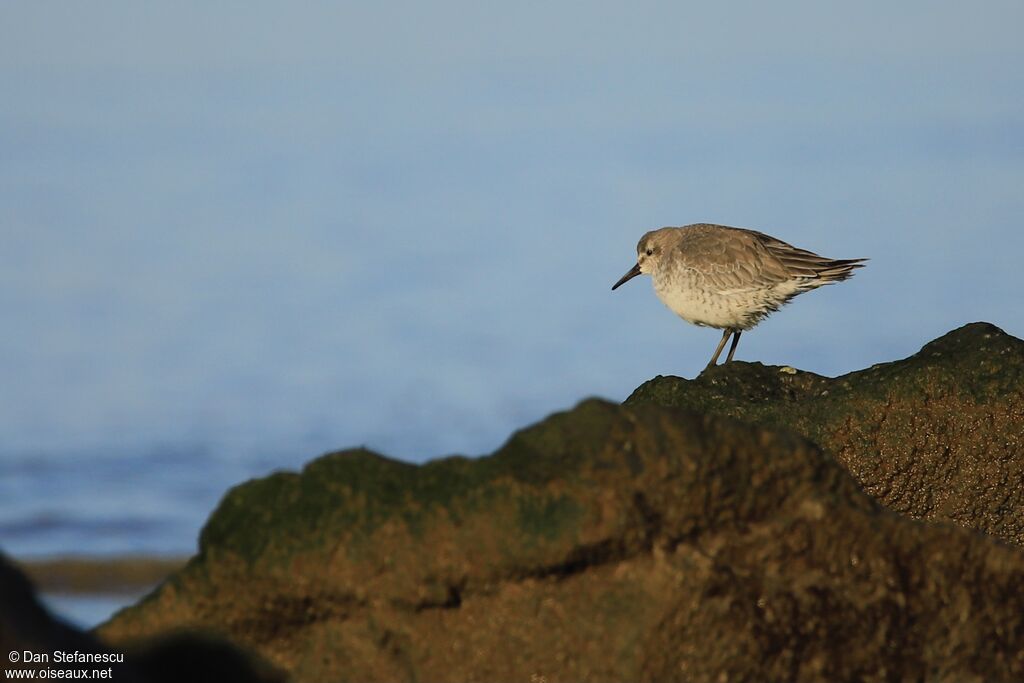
626, 322, 1024, 545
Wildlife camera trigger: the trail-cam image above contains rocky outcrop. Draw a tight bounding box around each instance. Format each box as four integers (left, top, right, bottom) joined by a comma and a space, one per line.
626, 322, 1024, 545
98, 377, 1024, 681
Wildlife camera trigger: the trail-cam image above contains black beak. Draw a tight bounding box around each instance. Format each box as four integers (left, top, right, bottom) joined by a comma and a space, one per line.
611, 263, 642, 290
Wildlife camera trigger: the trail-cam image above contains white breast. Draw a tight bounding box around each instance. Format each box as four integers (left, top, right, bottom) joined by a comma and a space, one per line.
652, 272, 802, 330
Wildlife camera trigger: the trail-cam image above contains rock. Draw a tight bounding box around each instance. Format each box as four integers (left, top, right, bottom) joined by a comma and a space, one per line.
0, 553, 124, 678
98, 394, 1024, 681
626, 322, 1024, 545
0, 553, 284, 683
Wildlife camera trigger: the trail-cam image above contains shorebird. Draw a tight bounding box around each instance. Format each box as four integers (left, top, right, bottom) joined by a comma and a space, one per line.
612, 224, 866, 369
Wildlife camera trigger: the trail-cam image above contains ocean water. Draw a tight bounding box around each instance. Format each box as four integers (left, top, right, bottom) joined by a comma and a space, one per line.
41, 592, 149, 631
3, 1, 1024, 628
0, 435, 347, 560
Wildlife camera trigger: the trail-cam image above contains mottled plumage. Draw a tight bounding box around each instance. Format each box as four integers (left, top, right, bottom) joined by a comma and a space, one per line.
612, 223, 866, 368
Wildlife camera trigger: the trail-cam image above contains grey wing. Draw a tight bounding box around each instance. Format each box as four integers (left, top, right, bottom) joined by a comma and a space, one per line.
748, 230, 868, 283
675, 228, 791, 292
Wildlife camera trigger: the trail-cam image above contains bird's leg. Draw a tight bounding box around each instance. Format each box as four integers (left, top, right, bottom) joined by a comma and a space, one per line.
706, 329, 732, 369
725, 330, 742, 363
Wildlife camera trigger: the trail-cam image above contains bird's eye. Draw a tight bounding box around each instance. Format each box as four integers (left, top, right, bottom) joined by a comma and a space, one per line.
646, 248, 654, 256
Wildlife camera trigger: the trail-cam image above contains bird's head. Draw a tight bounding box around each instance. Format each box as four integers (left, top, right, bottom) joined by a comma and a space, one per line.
612, 229, 669, 290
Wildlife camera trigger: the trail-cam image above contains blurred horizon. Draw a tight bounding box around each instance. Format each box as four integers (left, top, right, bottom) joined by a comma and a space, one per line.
2, 2, 1023, 565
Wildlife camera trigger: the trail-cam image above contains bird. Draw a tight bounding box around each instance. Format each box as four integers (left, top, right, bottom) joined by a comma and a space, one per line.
612, 223, 866, 369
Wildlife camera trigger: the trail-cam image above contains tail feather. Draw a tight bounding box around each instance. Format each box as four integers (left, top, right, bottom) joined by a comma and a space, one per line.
753, 231, 868, 284
814, 258, 868, 283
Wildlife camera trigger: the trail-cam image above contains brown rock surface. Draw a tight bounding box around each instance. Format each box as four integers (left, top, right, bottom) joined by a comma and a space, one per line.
98, 374, 1024, 681
625, 321, 1024, 545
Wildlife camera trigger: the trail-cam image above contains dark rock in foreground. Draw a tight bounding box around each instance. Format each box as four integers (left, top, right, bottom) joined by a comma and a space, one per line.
0, 554, 125, 678
626, 322, 1024, 545
0, 553, 283, 683
99, 385, 1024, 680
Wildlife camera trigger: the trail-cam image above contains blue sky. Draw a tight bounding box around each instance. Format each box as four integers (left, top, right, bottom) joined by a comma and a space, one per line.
2, 2, 1023, 463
